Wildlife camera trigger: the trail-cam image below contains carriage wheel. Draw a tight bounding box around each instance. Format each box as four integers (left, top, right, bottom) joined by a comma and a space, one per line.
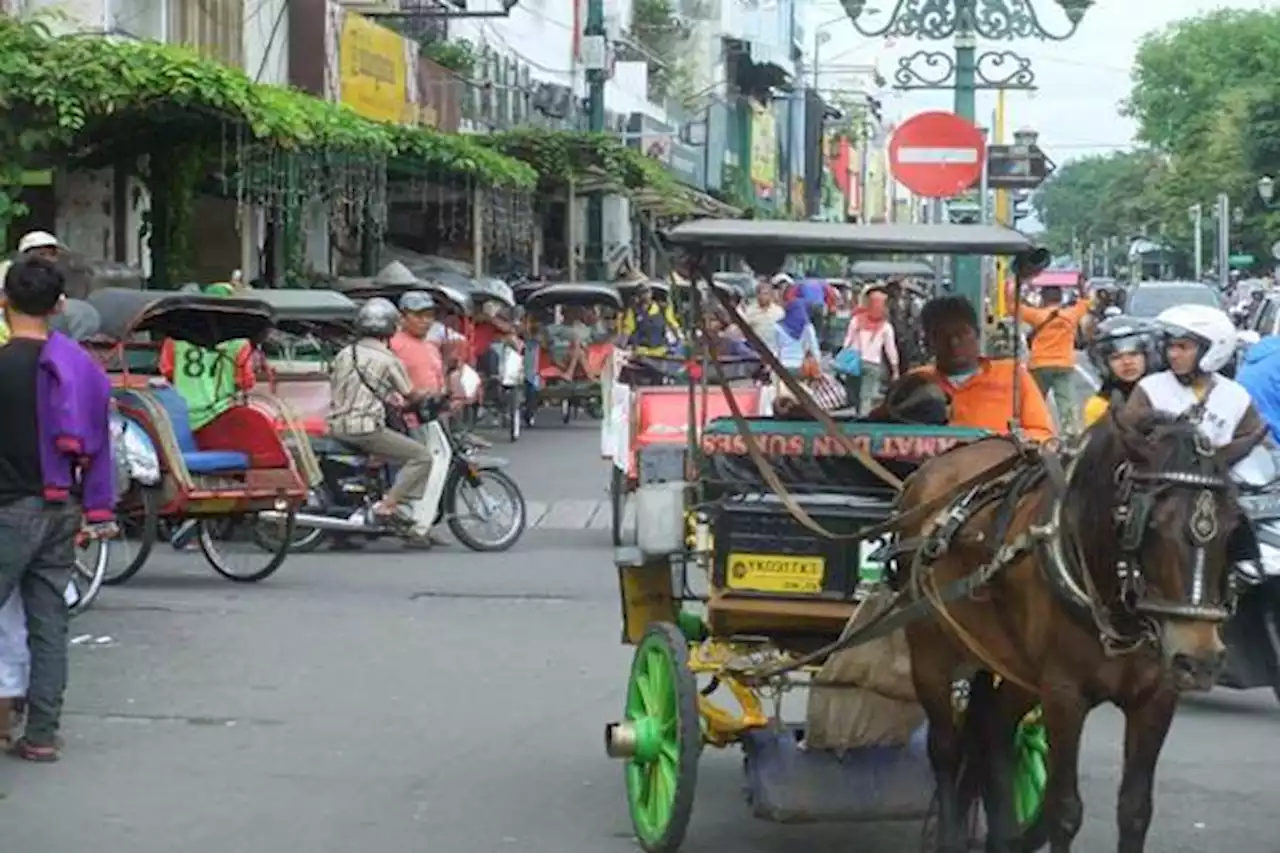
1014, 707, 1049, 844
198, 511, 296, 583
622, 622, 700, 853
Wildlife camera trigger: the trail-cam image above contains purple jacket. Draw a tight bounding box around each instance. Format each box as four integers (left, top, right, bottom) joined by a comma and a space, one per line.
37, 332, 114, 522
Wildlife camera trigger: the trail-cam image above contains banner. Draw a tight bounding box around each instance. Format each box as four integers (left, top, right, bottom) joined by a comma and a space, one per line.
338, 11, 409, 124
750, 100, 778, 195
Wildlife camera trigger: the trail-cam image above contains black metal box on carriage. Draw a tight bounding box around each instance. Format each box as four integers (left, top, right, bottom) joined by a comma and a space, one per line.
710, 493, 895, 602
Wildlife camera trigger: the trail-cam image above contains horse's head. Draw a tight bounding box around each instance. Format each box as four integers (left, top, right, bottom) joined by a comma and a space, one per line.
1082, 407, 1243, 690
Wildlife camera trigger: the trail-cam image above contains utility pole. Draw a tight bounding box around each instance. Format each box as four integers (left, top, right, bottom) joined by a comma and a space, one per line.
1189, 203, 1203, 280
950, 26, 981, 311
584, 0, 606, 280
1216, 192, 1230, 291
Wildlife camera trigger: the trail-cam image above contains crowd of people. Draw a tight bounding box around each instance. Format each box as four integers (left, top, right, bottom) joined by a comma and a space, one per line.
0, 226, 1276, 764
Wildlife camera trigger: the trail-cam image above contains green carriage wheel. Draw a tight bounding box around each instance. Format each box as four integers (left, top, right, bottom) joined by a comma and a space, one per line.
623, 622, 701, 853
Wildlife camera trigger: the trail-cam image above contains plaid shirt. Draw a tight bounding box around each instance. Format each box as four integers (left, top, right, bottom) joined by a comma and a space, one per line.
327, 339, 412, 436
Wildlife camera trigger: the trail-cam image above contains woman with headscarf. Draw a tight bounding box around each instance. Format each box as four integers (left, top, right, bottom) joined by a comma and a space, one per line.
841, 287, 901, 414
771, 298, 821, 372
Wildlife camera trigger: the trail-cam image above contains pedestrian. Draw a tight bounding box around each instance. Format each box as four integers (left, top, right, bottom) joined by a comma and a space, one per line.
1006, 281, 1092, 435
742, 279, 784, 343
0, 231, 67, 345
841, 287, 901, 414
0, 254, 115, 761
771, 298, 821, 372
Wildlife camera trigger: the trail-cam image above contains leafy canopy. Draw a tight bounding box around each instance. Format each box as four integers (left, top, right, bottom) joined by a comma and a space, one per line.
1031, 150, 1168, 257
0, 18, 534, 187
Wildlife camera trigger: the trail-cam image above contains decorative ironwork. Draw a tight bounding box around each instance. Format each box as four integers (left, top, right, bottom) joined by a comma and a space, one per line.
844, 0, 1088, 42
894, 49, 1036, 90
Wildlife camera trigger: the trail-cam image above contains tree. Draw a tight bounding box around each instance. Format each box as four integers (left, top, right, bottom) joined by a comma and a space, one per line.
1031, 150, 1167, 258
1123, 9, 1280, 272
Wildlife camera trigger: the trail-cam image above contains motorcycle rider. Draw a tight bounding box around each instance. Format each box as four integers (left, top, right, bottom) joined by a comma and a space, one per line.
1082, 315, 1157, 427
1122, 304, 1268, 463
328, 298, 434, 539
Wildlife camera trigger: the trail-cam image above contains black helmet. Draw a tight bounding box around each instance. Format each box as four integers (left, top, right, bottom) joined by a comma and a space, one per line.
1089, 315, 1158, 381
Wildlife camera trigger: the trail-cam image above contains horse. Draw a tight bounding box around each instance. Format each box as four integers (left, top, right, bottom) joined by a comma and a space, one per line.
896, 409, 1244, 853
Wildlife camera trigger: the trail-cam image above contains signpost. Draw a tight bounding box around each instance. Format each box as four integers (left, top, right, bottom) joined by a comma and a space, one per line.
888, 111, 986, 199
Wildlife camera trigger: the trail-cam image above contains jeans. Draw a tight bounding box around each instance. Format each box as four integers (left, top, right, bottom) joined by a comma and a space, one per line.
0, 497, 80, 746
1033, 366, 1078, 434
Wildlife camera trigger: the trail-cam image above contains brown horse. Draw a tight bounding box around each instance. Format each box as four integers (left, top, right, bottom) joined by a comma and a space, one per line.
898, 409, 1244, 853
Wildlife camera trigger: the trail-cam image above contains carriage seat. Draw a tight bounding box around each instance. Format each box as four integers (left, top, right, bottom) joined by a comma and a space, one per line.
150, 387, 251, 474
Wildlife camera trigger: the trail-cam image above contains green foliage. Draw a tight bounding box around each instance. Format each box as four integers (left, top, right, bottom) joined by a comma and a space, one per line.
1117, 8, 1280, 271
1031, 150, 1168, 257
419, 39, 477, 77
825, 94, 869, 146
0, 18, 533, 190
625, 0, 693, 102
481, 129, 687, 206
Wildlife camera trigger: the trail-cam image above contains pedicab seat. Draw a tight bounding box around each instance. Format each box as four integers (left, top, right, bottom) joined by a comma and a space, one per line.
150, 387, 251, 473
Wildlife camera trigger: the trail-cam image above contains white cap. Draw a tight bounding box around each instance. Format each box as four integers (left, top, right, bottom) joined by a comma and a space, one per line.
17, 230, 61, 253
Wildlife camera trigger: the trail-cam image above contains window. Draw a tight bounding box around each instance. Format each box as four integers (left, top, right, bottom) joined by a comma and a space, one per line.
169, 0, 244, 68
1258, 300, 1279, 337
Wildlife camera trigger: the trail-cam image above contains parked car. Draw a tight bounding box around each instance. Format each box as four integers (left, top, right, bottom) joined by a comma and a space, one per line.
1123, 280, 1222, 319
1246, 292, 1280, 338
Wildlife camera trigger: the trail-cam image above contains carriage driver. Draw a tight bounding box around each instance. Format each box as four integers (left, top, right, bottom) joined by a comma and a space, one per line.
874, 295, 1056, 441
1121, 304, 1268, 463
1082, 315, 1158, 428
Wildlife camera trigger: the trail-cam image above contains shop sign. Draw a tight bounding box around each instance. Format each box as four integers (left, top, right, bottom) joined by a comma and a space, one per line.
749, 100, 777, 197
337, 11, 411, 125
667, 141, 704, 188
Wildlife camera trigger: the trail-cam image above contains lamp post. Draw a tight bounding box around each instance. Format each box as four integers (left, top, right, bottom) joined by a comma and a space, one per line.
842, 0, 1094, 311
1259, 175, 1278, 209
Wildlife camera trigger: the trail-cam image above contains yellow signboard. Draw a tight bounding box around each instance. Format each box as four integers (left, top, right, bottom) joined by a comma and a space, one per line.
339, 12, 409, 124
726, 552, 825, 594
749, 101, 778, 192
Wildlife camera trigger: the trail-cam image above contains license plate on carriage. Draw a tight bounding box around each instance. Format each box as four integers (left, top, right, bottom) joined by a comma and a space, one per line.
725, 553, 825, 594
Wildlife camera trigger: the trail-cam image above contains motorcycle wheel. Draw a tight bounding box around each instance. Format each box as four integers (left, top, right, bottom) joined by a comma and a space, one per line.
102, 485, 159, 587
446, 468, 527, 552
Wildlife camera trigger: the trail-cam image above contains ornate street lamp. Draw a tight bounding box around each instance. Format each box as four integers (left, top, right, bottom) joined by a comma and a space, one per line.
842, 0, 1094, 313
1258, 175, 1276, 208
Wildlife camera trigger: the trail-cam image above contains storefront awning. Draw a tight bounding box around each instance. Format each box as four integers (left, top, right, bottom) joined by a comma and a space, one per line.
631, 185, 742, 219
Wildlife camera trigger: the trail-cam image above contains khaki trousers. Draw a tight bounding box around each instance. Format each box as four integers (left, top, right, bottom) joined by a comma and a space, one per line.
338, 428, 432, 504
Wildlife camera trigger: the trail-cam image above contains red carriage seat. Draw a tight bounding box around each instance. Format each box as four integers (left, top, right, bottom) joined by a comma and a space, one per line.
150, 387, 251, 473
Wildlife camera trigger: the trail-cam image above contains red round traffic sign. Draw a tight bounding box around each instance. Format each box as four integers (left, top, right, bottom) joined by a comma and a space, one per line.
888, 111, 986, 199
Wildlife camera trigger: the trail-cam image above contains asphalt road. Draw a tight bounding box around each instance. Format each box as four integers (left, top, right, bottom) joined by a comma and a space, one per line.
1, 413, 1276, 853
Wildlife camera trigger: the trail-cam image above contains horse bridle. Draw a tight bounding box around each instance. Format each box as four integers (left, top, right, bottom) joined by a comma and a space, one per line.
1108, 429, 1235, 624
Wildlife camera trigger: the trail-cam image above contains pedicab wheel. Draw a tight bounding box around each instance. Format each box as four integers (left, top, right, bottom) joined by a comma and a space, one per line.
69, 532, 110, 617
102, 485, 159, 587
252, 489, 328, 555
198, 511, 296, 583
507, 387, 522, 442
610, 466, 627, 547
1014, 707, 1049, 850
622, 622, 700, 853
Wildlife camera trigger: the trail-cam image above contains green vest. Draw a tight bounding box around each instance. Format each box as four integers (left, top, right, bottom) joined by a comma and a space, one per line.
172, 339, 248, 430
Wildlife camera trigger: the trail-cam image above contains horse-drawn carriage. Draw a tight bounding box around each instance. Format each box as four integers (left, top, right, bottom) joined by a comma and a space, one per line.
602, 219, 1263, 853
86, 288, 310, 584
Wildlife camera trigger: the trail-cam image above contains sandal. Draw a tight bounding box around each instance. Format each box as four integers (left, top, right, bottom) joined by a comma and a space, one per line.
10, 737, 59, 763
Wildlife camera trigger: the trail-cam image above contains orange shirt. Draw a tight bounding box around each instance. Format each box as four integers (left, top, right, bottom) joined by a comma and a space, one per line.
912, 359, 1056, 442
1011, 299, 1091, 370
389, 331, 446, 394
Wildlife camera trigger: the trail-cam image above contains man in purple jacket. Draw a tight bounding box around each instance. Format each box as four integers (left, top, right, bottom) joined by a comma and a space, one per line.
0, 255, 115, 762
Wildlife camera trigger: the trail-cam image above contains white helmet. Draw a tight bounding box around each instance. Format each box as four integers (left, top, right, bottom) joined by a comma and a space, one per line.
1155, 304, 1238, 374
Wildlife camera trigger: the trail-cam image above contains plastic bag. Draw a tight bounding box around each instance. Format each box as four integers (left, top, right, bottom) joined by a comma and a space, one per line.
499, 346, 523, 387
457, 364, 482, 400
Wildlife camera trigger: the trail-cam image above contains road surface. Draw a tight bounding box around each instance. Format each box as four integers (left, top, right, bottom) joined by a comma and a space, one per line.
0, 416, 1273, 853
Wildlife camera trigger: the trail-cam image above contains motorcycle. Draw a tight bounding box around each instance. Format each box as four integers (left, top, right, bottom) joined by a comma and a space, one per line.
1223, 447, 1280, 704
255, 395, 526, 552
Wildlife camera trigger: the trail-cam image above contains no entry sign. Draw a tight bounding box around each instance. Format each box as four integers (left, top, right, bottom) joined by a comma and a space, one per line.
889, 111, 986, 199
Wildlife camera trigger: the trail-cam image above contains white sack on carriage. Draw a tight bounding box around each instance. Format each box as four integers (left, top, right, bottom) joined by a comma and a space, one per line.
805, 589, 925, 751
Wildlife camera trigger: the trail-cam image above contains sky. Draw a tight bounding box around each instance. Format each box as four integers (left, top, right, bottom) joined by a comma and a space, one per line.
805, 0, 1277, 166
